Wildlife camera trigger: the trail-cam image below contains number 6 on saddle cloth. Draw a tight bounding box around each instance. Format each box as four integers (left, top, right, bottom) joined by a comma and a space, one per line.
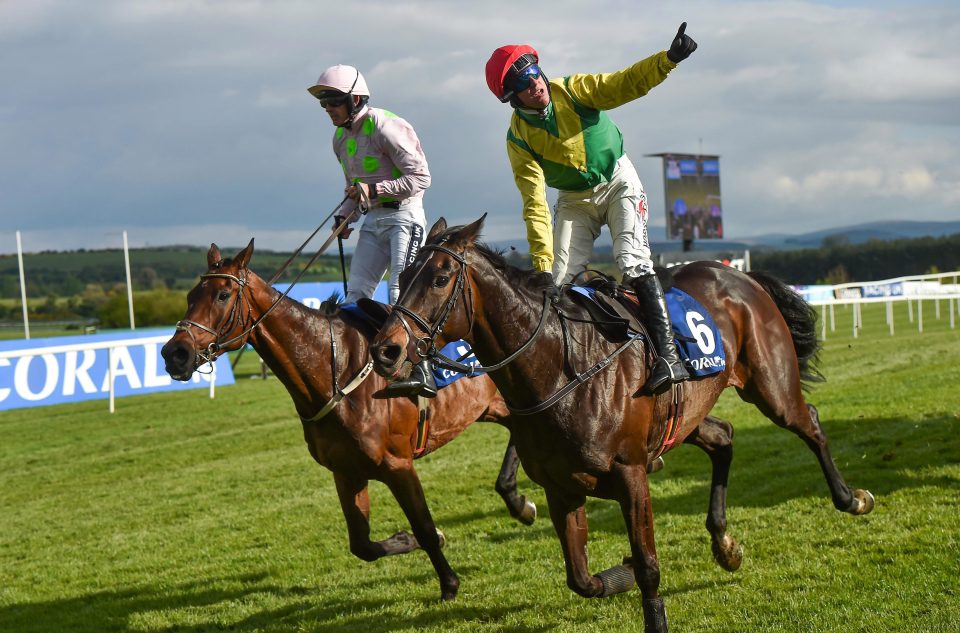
568, 284, 727, 378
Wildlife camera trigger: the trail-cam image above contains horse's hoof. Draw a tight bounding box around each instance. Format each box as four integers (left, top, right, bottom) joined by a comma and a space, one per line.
436, 528, 446, 549
711, 534, 743, 572
516, 497, 537, 526
849, 489, 875, 515
440, 575, 460, 601
648, 456, 665, 474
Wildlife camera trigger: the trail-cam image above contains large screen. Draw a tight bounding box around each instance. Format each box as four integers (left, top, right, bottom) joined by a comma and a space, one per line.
654, 153, 723, 241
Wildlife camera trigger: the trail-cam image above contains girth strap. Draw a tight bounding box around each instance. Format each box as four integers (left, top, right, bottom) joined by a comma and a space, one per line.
300, 361, 374, 423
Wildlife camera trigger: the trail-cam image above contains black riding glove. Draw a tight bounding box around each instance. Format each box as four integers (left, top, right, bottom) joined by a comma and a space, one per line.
535, 271, 558, 301
667, 22, 697, 63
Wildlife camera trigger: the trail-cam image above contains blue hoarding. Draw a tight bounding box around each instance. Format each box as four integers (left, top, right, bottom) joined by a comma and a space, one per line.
0, 328, 234, 412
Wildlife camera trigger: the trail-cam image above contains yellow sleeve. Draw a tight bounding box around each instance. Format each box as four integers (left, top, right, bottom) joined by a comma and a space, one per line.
506, 139, 553, 272
565, 51, 677, 111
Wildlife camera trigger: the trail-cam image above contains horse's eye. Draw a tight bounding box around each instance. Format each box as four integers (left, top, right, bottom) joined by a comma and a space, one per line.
433, 275, 450, 288
217, 290, 231, 302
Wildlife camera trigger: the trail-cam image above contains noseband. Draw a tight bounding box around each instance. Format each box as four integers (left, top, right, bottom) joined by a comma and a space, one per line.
175, 271, 254, 369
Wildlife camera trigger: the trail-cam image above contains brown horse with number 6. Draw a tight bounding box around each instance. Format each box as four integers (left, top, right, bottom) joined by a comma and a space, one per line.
370, 216, 874, 632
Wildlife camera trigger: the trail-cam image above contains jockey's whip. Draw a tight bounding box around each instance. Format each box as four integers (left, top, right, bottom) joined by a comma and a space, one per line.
267, 193, 349, 285
335, 216, 349, 297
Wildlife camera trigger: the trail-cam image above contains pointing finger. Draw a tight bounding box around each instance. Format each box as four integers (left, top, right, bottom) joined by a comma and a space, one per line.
677, 22, 687, 38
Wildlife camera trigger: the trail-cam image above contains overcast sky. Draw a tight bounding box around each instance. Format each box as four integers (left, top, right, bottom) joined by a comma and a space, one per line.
2, 0, 958, 256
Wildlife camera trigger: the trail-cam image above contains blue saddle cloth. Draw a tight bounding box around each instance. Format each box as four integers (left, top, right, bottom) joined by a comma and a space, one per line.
568, 286, 726, 378
339, 303, 480, 389
432, 341, 482, 388
664, 288, 726, 377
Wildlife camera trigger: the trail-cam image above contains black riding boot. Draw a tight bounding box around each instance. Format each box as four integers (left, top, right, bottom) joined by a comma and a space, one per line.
626, 273, 690, 395
384, 359, 438, 398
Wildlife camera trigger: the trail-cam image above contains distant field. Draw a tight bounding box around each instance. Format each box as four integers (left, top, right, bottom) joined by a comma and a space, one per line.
1, 302, 958, 632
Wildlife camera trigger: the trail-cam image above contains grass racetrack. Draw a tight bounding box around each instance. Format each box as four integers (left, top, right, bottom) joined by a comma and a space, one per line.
1, 301, 958, 632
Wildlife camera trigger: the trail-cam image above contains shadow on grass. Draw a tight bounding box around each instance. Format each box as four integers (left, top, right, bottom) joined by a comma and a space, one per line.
0, 571, 553, 633
578, 412, 960, 535
429, 412, 959, 544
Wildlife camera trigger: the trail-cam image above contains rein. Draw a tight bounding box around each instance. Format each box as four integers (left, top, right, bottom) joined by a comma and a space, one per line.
176, 194, 361, 364
391, 243, 553, 375
390, 242, 643, 415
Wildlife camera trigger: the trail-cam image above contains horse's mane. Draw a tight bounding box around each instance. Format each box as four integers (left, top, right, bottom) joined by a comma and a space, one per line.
318, 292, 344, 315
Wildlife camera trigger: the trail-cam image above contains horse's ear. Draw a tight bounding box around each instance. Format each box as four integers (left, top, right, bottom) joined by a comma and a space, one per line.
207, 243, 222, 269
426, 217, 447, 243
453, 213, 486, 245
235, 238, 255, 269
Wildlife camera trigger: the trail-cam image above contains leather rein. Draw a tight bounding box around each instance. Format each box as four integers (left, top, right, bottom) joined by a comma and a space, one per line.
389, 243, 642, 415
175, 269, 373, 421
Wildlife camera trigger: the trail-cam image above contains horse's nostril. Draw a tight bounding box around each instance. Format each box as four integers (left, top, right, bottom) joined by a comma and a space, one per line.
162, 342, 191, 370
376, 343, 403, 365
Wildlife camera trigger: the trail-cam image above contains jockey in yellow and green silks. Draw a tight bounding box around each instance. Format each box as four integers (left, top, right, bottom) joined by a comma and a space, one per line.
485, 23, 698, 395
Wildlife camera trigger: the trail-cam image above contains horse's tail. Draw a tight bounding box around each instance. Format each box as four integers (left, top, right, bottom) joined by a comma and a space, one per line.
747, 270, 825, 389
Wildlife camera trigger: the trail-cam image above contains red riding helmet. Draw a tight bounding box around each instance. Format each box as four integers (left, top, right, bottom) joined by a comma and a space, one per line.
485, 44, 539, 103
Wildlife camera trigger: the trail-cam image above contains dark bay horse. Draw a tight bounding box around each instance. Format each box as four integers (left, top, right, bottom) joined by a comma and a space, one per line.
370, 216, 874, 632
160, 239, 535, 601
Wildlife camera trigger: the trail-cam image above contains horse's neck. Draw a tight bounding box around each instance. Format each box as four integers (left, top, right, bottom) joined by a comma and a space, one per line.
469, 258, 560, 386
243, 276, 354, 405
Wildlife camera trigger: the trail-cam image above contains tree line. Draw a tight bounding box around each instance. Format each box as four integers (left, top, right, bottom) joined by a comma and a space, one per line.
2, 234, 958, 329
748, 233, 960, 285
0, 246, 346, 329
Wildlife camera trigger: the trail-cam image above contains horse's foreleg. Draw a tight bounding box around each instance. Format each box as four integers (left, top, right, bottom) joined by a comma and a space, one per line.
683, 415, 743, 572
614, 463, 668, 633
333, 472, 421, 561
544, 487, 604, 598
495, 441, 537, 525
383, 466, 460, 601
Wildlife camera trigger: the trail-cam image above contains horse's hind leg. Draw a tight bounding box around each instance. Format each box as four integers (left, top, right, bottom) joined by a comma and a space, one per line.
333, 472, 421, 560
683, 415, 743, 571
383, 466, 460, 601
739, 382, 874, 516
495, 441, 537, 525
805, 403, 875, 514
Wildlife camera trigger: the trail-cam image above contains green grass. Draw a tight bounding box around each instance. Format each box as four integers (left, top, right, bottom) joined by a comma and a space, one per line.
1, 303, 958, 632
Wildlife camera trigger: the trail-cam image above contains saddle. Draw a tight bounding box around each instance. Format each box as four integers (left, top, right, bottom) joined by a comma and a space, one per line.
565, 269, 673, 342
345, 297, 392, 338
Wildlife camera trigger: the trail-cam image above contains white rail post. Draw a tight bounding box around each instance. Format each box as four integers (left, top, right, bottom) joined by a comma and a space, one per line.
209, 361, 216, 399
108, 346, 116, 413
123, 231, 135, 330
887, 300, 894, 336
16, 231, 30, 340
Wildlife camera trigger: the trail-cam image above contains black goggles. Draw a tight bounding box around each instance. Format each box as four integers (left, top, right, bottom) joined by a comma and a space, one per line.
315, 92, 351, 108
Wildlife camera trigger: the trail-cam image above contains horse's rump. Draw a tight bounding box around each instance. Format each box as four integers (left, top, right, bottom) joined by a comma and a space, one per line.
747, 270, 824, 387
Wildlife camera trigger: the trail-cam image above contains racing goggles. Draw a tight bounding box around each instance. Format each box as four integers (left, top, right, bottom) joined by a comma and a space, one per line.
500, 64, 543, 102
315, 92, 351, 108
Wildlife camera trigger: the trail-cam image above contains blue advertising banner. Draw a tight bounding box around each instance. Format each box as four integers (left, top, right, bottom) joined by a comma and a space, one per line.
272, 281, 388, 308
0, 328, 234, 412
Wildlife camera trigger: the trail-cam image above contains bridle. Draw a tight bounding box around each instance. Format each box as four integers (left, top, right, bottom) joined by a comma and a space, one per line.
390, 242, 553, 376
174, 270, 257, 369
387, 240, 644, 415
